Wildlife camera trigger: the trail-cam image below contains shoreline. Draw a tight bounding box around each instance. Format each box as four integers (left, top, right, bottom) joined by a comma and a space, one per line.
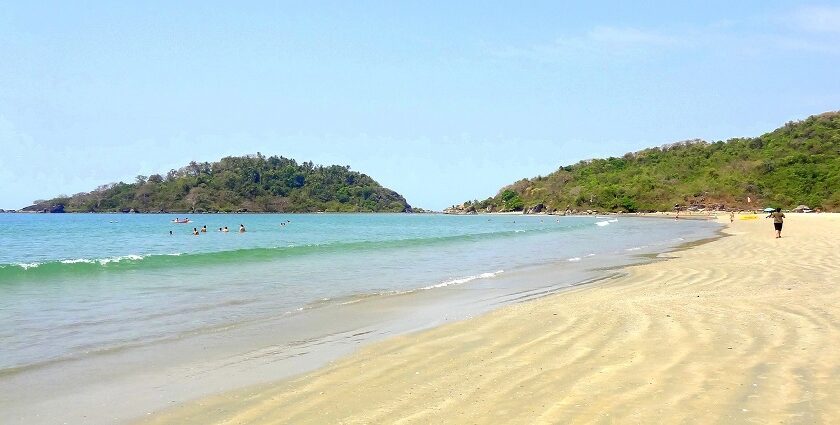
0, 216, 719, 425
141, 213, 840, 424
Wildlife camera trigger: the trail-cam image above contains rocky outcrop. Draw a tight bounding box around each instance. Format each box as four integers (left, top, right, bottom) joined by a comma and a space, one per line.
524, 203, 546, 214
443, 203, 478, 215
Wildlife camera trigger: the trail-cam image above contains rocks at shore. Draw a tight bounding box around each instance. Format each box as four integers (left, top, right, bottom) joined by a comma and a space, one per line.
21, 203, 66, 213
443, 203, 478, 214
523, 203, 546, 214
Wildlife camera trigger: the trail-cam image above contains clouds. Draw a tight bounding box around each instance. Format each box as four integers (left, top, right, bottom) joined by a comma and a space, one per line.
792, 5, 840, 33
489, 4, 840, 64
585, 26, 681, 47
489, 26, 685, 64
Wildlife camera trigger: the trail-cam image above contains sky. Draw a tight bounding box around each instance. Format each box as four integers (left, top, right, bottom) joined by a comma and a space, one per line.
1, 1, 839, 210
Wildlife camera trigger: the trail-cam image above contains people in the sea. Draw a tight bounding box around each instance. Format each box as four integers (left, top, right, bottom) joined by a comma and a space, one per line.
767, 208, 785, 238
201, 225, 207, 233
223, 226, 229, 232
193, 227, 199, 236
169, 230, 173, 235
218, 227, 223, 232
239, 224, 246, 233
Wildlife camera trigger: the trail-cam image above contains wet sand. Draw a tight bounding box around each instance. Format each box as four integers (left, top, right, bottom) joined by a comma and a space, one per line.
142, 213, 840, 424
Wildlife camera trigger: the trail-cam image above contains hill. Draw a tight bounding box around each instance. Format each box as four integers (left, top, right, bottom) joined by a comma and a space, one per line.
24, 154, 411, 213
454, 112, 840, 213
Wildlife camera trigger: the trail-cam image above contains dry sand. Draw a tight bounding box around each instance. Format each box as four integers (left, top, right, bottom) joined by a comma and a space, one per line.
141, 213, 840, 424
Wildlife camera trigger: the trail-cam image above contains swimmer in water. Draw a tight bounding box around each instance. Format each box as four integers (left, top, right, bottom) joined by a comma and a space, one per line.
239, 224, 246, 233
201, 225, 207, 233
223, 226, 229, 232
193, 227, 199, 236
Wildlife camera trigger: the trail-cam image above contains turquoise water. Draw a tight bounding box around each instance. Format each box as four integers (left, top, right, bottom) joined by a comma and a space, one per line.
0, 213, 718, 372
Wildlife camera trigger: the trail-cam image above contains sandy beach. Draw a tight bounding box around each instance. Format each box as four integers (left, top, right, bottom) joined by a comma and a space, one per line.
142, 213, 840, 424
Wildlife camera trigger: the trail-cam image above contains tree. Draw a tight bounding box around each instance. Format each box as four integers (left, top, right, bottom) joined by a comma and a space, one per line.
26, 153, 412, 213
460, 112, 840, 212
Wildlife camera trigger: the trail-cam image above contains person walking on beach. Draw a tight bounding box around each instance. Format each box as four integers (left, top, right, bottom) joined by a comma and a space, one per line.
767, 208, 785, 238
730, 211, 735, 223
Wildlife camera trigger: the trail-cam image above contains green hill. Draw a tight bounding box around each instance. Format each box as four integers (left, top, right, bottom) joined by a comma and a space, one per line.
458, 112, 840, 213
25, 154, 411, 213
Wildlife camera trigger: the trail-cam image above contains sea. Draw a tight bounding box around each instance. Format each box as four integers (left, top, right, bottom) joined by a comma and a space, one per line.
0, 213, 720, 424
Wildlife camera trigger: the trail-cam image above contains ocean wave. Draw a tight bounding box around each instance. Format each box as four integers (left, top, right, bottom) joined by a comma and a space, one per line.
420, 270, 505, 290
10, 255, 148, 270
59, 254, 146, 265
567, 257, 581, 262
595, 220, 610, 227
0, 224, 588, 280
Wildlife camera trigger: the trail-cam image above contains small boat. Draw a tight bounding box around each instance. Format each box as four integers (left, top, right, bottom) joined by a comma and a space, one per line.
171, 218, 192, 224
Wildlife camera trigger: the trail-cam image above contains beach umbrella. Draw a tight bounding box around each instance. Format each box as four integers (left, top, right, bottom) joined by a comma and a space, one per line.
763, 207, 775, 212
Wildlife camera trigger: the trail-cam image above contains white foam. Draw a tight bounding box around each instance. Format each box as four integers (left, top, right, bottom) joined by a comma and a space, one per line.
608, 219, 618, 223
626, 247, 642, 251
422, 270, 504, 290
96, 254, 145, 265
595, 220, 610, 227
567, 257, 581, 262
60, 259, 95, 264
16, 262, 41, 270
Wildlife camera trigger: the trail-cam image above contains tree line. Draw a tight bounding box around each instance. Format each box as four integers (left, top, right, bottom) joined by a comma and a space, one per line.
26, 153, 412, 213
461, 111, 840, 213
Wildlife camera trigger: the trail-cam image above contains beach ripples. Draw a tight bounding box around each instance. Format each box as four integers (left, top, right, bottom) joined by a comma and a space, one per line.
140, 214, 840, 424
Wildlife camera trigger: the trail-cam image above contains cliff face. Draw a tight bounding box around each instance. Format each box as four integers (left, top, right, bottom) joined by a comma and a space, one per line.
25, 154, 412, 213
463, 112, 840, 213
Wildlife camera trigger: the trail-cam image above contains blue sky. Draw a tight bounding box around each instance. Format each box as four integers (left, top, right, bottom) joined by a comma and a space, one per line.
1, 1, 839, 210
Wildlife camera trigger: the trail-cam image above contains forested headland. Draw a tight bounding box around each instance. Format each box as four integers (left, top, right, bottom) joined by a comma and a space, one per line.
24, 154, 412, 213
454, 111, 840, 213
